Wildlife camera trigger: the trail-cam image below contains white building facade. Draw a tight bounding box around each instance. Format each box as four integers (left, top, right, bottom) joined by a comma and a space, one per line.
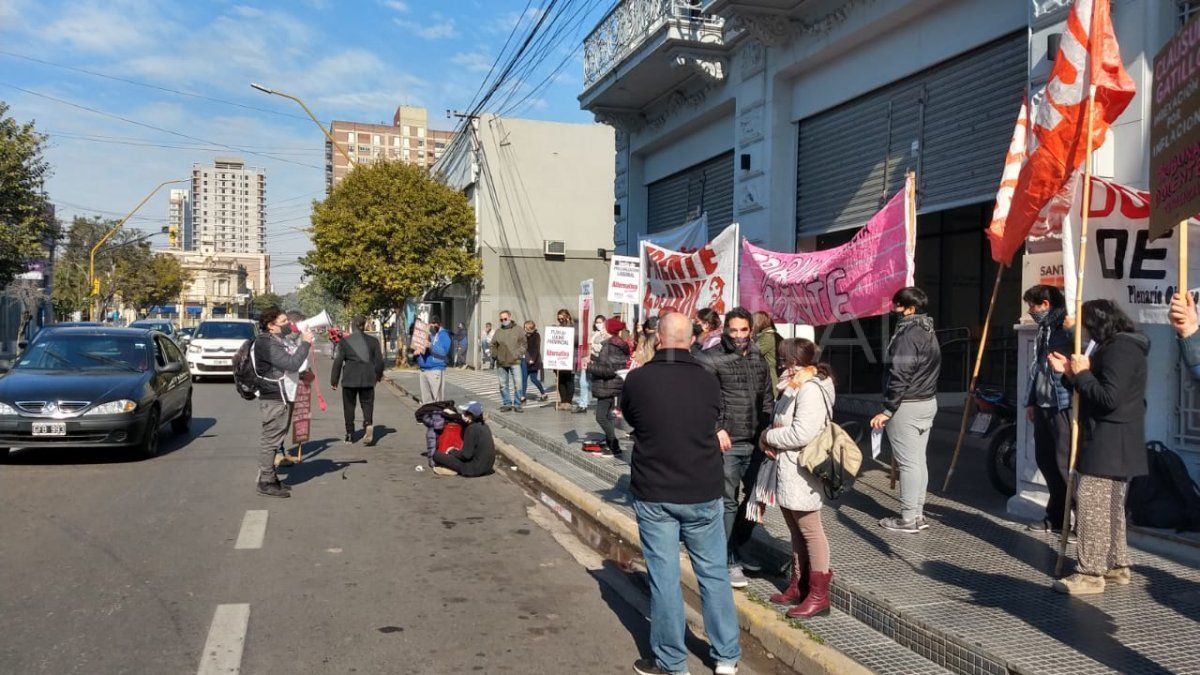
580, 0, 1200, 507
167, 188, 192, 251
190, 157, 266, 255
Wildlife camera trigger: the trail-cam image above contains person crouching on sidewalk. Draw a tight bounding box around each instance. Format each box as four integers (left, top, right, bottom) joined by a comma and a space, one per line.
760, 338, 836, 618
587, 316, 631, 458
431, 401, 496, 477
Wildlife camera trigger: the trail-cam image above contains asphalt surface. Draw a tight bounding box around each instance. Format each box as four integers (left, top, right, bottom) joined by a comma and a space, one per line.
0, 374, 792, 674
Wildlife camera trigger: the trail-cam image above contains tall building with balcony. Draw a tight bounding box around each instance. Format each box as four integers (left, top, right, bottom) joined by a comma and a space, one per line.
190, 157, 266, 255
326, 105, 456, 191
167, 188, 191, 251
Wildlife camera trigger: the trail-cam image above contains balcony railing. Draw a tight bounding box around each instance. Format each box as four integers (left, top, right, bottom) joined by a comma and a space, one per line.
583, 0, 724, 88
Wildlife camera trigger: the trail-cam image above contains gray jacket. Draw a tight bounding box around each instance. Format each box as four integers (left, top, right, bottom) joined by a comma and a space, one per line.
253, 334, 310, 401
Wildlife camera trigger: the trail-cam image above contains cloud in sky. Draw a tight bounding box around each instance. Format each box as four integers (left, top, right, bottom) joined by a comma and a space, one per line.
394, 16, 458, 40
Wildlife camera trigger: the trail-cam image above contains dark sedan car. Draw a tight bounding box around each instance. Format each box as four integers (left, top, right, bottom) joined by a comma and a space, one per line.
0, 327, 193, 460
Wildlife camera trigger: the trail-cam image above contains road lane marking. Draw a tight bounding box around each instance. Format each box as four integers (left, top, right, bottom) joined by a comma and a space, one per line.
197, 603, 249, 675
234, 510, 268, 550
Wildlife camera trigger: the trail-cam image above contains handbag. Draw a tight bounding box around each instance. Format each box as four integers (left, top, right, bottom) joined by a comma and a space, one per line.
795, 382, 864, 499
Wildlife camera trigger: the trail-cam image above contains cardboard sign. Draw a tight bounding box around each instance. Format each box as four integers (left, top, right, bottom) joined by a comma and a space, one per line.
543, 325, 575, 371
1149, 14, 1200, 240
607, 255, 642, 304
292, 378, 312, 444
410, 318, 430, 354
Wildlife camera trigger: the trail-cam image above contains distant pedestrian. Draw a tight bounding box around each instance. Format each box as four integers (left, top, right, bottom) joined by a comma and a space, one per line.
1048, 300, 1148, 595
490, 310, 527, 412
520, 320, 548, 403
414, 315, 451, 405
574, 314, 606, 414
451, 322, 468, 368
752, 311, 780, 388
1169, 292, 1200, 380
620, 312, 741, 675
588, 316, 631, 457
1022, 285, 1074, 535
870, 287, 941, 533
760, 338, 835, 618
697, 307, 723, 350
431, 401, 497, 477
253, 307, 314, 498
553, 309, 577, 411
331, 314, 385, 445
480, 322, 495, 369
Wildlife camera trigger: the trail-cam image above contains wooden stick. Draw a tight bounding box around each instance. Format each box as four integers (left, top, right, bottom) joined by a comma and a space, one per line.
943, 264, 1005, 491
1055, 85, 1099, 578
1181, 219, 1189, 297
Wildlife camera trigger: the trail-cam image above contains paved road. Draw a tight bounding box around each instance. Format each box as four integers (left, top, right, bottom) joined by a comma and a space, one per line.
0, 376, 791, 674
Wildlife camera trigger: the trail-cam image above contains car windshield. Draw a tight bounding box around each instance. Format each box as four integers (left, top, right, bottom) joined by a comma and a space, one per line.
15, 335, 151, 372
132, 322, 173, 333
194, 322, 254, 340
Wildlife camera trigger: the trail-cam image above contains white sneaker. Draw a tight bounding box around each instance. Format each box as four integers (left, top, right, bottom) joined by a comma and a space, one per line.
728, 564, 749, 589
715, 664, 738, 675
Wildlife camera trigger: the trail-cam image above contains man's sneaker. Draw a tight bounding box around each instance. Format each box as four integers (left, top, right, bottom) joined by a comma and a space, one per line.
363, 425, 376, 446
916, 516, 931, 530
572, 405, 588, 414
632, 657, 689, 675
714, 663, 738, 675
1026, 519, 1053, 532
1052, 572, 1106, 595
1104, 566, 1132, 586
513, 405, 524, 413
879, 516, 921, 533
728, 564, 749, 589
537, 394, 548, 402
343, 433, 354, 444
256, 479, 291, 498
499, 405, 513, 412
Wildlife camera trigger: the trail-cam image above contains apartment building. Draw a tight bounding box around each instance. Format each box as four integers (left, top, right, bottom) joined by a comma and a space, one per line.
326, 105, 455, 191
166, 188, 191, 251
190, 157, 266, 254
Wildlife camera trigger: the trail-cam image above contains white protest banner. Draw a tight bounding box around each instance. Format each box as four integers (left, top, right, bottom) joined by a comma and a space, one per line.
641, 224, 739, 319
638, 213, 708, 252
543, 326, 575, 371
1059, 175, 1200, 323
578, 279, 594, 364
607, 255, 642, 304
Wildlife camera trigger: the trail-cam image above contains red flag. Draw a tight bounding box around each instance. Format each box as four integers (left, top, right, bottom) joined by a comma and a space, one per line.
985, 97, 1030, 260
989, 0, 1135, 266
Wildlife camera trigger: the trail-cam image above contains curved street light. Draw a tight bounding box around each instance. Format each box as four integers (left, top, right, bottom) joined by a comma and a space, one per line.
250, 83, 355, 167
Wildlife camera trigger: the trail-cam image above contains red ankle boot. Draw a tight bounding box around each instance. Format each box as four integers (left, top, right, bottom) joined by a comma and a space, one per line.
770, 562, 808, 605
787, 569, 832, 618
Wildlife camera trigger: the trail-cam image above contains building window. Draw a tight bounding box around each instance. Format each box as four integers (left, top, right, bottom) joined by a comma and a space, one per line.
373, 134, 381, 146
417, 127, 426, 138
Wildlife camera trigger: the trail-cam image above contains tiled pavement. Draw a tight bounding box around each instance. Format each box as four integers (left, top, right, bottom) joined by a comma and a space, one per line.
392, 369, 1200, 675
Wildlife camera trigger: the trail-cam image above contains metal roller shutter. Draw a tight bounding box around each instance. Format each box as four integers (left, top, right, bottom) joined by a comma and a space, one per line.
797, 31, 1025, 237
647, 151, 734, 238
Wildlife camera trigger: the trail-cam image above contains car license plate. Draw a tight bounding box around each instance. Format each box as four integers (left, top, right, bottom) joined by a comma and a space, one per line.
969, 413, 992, 435
32, 422, 66, 436
212, 358, 231, 364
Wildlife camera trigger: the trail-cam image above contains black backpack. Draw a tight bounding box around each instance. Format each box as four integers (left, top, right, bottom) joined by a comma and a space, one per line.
1128, 441, 1200, 532
232, 338, 259, 401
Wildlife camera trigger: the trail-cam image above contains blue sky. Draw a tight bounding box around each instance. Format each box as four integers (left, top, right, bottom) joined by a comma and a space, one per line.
0, 0, 606, 291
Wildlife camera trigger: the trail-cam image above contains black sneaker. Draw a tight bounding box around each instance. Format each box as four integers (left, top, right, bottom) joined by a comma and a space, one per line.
257, 479, 291, 498
633, 658, 688, 675
513, 405, 524, 413
499, 405, 513, 412
344, 433, 354, 444
1026, 519, 1053, 532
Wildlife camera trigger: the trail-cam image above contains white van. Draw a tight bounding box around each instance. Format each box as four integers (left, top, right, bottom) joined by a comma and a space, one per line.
186, 319, 258, 381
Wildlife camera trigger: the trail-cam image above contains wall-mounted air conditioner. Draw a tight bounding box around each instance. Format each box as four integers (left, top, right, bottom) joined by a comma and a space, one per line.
544, 240, 566, 257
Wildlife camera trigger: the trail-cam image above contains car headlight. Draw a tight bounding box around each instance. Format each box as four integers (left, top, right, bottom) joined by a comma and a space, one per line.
0, 402, 18, 416
83, 400, 137, 415
188, 344, 201, 354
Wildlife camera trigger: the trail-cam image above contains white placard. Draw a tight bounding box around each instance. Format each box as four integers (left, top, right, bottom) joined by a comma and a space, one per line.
543, 325, 575, 371
607, 255, 642, 304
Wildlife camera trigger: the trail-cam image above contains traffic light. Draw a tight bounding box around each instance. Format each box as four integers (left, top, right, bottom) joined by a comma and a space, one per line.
168, 226, 178, 247
91, 278, 101, 296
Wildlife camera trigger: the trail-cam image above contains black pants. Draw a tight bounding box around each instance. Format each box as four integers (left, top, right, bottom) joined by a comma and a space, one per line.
432, 452, 493, 477
342, 386, 375, 433
596, 396, 618, 442
557, 370, 575, 405
1033, 406, 1071, 526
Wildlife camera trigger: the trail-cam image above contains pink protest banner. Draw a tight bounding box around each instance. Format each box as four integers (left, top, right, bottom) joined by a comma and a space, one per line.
739, 185, 913, 326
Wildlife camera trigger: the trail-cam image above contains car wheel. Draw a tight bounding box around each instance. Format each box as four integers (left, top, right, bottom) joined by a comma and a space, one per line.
0, 447, 9, 463
172, 394, 192, 434
138, 409, 161, 459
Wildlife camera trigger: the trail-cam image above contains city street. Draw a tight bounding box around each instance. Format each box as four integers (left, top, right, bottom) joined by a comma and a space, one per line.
0, 376, 789, 674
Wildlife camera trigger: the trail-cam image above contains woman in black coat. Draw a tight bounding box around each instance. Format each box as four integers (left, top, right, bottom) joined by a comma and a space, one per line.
587, 316, 631, 457
1048, 299, 1149, 595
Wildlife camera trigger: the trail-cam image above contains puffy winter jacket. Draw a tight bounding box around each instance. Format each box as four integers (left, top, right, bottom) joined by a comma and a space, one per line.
694, 334, 774, 444
883, 314, 941, 414
588, 336, 631, 399
253, 333, 311, 401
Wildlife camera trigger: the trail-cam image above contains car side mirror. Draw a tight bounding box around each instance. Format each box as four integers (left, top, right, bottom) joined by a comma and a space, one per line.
163, 361, 184, 374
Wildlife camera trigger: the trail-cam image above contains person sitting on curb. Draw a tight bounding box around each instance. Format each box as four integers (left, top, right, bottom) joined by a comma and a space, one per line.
431, 401, 496, 478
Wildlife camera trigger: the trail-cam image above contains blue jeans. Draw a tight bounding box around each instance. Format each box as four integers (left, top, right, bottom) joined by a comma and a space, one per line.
722, 443, 759, 564
520, 361, 545, 397
634, 498, 741, 673
576, 370, 591, 407
497, 365, 519, 406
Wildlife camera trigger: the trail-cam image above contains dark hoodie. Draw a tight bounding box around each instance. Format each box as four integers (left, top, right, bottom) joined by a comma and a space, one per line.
1066, 332, 1150, 479
587, 336, 631, 400
883, 313, 941, 414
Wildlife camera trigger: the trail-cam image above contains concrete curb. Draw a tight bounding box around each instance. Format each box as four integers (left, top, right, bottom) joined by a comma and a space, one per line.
383, 377, 870, 675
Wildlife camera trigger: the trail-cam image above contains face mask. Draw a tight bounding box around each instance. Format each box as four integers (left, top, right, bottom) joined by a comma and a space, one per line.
280, 324, 293, 336
1029, 309, 1050, 324
733, 336, 751, 348
891, 309, 906, 320
501, 319, 512, 328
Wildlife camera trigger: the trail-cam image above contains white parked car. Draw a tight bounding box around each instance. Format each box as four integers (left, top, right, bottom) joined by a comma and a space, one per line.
186, 319, 258, 381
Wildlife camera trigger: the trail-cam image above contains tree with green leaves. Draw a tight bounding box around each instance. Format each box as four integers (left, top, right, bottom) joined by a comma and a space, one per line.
51, 216, 161, 319
251, 292, 283, 315
0, 101, 56, 288
116, 252, 191, 317
294, 281, 346, 325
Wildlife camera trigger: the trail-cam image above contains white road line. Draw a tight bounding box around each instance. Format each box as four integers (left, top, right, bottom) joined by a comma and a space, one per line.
233, 510, 269, 550
197, 603, 249, 675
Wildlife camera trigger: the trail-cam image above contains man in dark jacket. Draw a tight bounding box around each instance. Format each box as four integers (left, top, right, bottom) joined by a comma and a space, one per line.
588, 316, 632, 457
253, 307, 313, 498
490, 310, 527, 412
431, 401, 496, 477
694, 306, 773, 588
331, 314, 385, 445
620, 312, 741, 675
870, 287, 942, 533
1022, 285, 1074, 534
1169, 292, 1200, 380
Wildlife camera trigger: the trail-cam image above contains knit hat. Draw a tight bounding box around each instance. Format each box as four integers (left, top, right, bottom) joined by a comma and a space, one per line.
458, 401, 483, 418
604, 317, 626, 335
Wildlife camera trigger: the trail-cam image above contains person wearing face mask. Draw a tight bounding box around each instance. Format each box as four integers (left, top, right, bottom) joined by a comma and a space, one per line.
490, 310, 528, 412
632, 316, 659, 368
252, 307, 314, 498
694, 307, 774, 589
870, 287, 942, 533
574, 314, 606, 414
1022, 285, 1074, 535
697, 307, 723, 351
553, 309, 577, 411
520, 320, 548, 403
413, 314, 451, 406
588, 316, 632, 457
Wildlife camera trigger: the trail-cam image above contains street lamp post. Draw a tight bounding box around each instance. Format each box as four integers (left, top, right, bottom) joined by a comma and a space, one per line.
250, 83, 356, 167
89, 178, 188, 321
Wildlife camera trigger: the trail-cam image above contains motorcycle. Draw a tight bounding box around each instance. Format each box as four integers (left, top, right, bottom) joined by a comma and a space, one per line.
969, 388, 1017, 497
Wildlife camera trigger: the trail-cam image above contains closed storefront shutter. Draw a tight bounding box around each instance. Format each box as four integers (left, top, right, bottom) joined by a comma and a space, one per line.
796, 31, 1025, 237
647, 150, 734, 239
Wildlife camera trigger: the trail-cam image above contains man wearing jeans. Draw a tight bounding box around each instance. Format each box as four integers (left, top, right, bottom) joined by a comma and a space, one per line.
621, 312, 740, 675
489, 310, 527, 412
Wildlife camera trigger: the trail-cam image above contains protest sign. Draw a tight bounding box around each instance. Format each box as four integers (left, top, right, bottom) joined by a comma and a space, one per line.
641, 224, 739, 318
607, 255, 642, 304
1149, 14, 1200, 240
739, 188, 912, 325
543, 326, 575, 371
638, 213, 708, 252
410, 318, 430, 354
578, 279, 593, 363
292, 378, 312, 444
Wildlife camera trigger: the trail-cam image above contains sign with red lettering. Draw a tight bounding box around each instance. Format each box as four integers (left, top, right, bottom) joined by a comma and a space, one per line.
640, 224, 739, 319
607, 255, 642, 304
1150, 13, 1200, 240
292, 376, 312, 444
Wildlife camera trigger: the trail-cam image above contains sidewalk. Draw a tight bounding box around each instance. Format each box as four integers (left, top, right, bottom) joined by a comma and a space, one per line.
392, 369, 1200, 675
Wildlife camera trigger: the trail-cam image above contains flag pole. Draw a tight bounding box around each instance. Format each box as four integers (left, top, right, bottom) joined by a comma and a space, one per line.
943, 263, 1005, 491
1056, 84, 1099, 577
